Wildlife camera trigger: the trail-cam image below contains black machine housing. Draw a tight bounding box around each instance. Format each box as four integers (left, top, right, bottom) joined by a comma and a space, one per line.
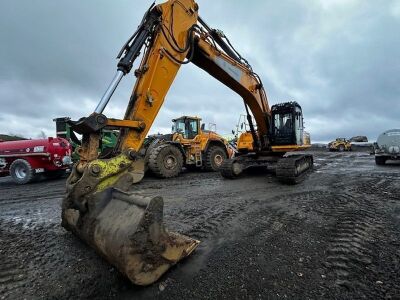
270, 102, 304, 146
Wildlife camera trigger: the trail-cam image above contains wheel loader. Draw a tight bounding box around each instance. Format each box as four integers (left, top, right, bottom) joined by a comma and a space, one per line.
61, 0, 313, 286
328, 138, 352, 152
142, 116, 232, 178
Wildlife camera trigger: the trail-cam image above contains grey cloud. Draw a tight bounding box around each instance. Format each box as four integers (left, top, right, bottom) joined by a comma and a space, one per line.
0, 0, 399, 142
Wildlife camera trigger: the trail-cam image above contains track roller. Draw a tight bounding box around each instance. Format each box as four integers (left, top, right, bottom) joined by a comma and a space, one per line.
276, 154, 313, 184
220, 158, 243, 179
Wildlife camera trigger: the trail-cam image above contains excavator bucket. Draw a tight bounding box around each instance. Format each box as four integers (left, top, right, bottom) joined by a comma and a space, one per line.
62, 188, 199, 285
61, 154, 199, 285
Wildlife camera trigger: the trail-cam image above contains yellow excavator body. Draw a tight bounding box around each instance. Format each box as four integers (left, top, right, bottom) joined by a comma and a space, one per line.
237, 132, 311, 153
62, 0, 313, 286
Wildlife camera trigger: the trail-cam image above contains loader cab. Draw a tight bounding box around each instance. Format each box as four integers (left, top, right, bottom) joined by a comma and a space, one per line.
270, 102, 304, 146
172, 116, 201, 140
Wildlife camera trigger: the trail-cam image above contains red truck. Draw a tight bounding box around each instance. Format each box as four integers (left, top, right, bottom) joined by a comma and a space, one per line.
0, 137, 72, 184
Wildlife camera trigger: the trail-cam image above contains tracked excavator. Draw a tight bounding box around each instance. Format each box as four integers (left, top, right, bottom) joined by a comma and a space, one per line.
62, 0, 313, 286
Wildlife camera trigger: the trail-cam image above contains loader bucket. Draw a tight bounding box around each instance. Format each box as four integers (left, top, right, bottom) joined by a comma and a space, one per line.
62, 188, 199, 286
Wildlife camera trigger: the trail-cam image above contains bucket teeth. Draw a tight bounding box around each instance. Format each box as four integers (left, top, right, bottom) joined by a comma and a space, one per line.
62, 188, 199, 286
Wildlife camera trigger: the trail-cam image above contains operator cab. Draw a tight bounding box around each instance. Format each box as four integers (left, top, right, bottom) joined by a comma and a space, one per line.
172, 116, 202, 139
270, 102, 305, 146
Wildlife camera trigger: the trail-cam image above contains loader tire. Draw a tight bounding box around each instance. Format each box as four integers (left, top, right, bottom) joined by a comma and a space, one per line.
9, 159, 35, 184
204, 146, 227, 171
338, 145, 345, 152
148, 144, 183, 178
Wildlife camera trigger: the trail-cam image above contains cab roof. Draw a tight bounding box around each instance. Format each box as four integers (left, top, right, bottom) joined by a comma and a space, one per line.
271, 101, 302, 113
172, 116, 202, 122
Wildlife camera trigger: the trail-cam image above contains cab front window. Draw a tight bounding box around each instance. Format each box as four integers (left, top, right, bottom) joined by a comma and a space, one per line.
174, 119, 186, 134
274, 113, 293, 134
173, 118, 198, 139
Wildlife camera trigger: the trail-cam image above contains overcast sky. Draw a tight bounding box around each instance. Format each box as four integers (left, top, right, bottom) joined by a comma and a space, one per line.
0, 0, 399, 142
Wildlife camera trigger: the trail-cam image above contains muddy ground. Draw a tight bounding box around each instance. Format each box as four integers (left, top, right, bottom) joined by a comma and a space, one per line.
0, 151, 399, 299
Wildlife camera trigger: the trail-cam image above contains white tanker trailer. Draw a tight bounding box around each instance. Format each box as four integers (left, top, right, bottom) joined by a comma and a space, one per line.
374, 129, 400, 165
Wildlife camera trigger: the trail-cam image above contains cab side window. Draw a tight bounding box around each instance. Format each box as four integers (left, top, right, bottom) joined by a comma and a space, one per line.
185, 119, 198, 139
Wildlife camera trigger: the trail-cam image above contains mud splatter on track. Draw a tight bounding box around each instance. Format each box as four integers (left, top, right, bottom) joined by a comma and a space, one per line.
0, 151, 399, 299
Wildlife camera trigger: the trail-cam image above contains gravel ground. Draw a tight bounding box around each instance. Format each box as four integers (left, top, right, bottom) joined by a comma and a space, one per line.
0, 151, 399, 299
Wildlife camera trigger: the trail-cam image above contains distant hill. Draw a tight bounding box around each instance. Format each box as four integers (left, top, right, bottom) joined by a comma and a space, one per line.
0, 134, 27, 142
